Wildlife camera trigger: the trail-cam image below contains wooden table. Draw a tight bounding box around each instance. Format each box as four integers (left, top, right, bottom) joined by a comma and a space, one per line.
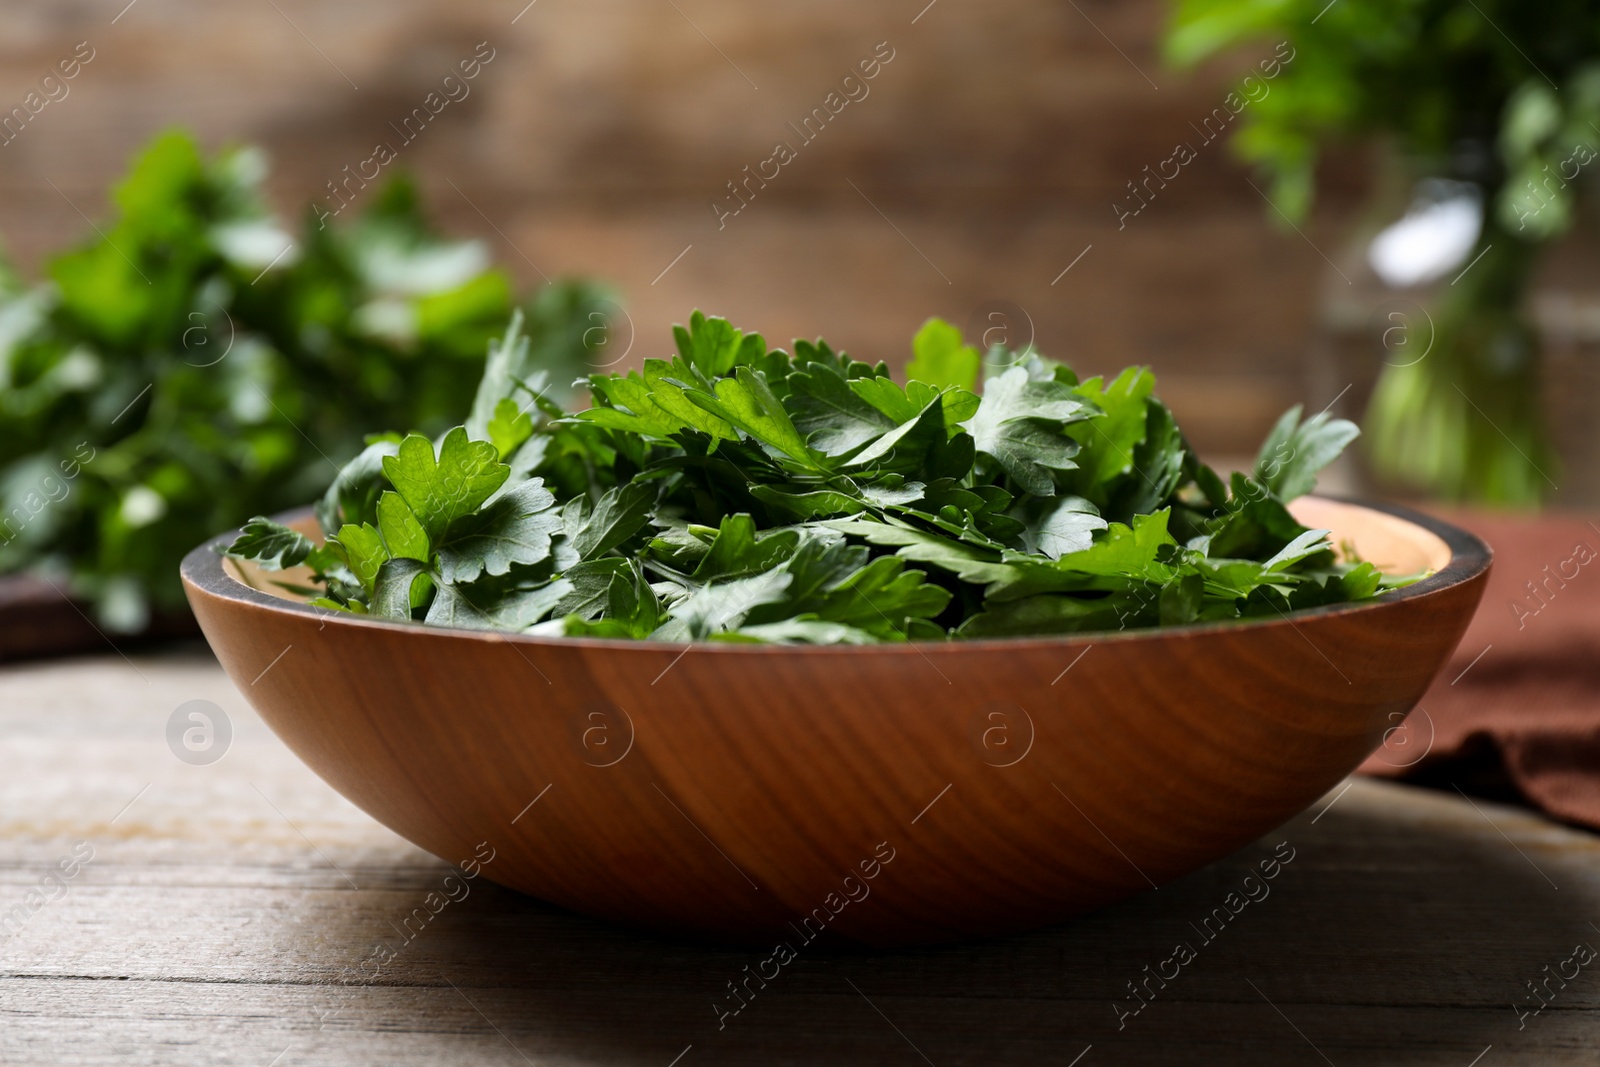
2, 649, 1597, 1066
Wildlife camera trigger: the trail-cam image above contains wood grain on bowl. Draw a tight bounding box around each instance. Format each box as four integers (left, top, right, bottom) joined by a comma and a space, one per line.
181, 498, 1489, 947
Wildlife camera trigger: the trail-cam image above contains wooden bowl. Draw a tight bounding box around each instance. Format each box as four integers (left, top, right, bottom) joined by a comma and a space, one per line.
181, 497, 1489, 947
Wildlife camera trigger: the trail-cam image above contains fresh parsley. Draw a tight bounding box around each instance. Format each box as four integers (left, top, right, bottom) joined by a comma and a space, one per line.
227, 311, 1409, 643
0, 131, 615, 631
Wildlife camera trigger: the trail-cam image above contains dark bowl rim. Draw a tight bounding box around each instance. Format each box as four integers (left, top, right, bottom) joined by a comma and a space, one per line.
180, 496, 1492, 656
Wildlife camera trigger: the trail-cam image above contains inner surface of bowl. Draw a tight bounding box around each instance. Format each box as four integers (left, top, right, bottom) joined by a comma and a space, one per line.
184, 497, 1489, 946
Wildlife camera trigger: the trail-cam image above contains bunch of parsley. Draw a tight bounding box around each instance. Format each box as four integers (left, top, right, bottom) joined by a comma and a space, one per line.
227, 311, 1401, 643
0, 131, 612, 631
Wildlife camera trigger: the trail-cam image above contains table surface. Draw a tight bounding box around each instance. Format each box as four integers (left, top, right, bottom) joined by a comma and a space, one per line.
2, 649, 1597, 1067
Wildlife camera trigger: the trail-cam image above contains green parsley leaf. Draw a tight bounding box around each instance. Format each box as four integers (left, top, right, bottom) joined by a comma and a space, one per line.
656, 569, 794, 641
572, 482, 656, 560
487, 397, 535, 460
1068, 367, 1155, 486
376, 492, 429, 562
905, 317, 980, 392
435, 479, 561, 583
960, 367, 1090, 495
786, 359, 897, 456
1016, 496, 1108, 560
372, 557, 430, 620
226, 517, 315, 569
688, 367, 820, 467
1255, 404, 1361, 502
674, 311, 765, 380
229, 310, 1385, 643
382, 427, 509, 544
332, 522, 389, 595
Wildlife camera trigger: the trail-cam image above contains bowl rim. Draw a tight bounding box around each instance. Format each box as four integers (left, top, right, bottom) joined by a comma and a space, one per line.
180, 496, 1491, 655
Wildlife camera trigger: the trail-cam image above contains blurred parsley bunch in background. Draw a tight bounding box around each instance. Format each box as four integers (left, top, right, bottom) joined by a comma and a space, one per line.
1166, 0, 1600, 506
0, 130, 614, 630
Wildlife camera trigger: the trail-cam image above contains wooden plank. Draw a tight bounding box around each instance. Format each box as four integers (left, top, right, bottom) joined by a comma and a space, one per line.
2, 654, 1598, 1065
0, 0, 1361, 457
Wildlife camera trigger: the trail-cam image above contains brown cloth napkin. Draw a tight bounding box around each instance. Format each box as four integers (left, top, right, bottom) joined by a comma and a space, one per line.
1359, 510, 1600, 831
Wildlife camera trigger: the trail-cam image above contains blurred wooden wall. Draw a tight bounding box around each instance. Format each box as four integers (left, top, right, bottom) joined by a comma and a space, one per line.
0, 0, 1368, 455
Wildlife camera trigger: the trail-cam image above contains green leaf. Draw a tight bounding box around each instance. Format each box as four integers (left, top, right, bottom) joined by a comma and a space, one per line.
808, 555, 952, 639
748, 485, 868, 520
435, 479, 561, 583
225, 518, 315, 570
371, 557, 430, 619
1253, 404, 1359, 502
827, 517, 1017, 586
845, 394, 948, 475
688, 367, 819, 466
579, 371, 684, 439
1340, 561, 1384, 600
693, 513, 800, 580
427, 576, 574, 631
1051, 510, 1177, 582
466, 310, 532, 442
717, 619, 880, 645
1263, 527, 1333, 572
316, 440, 401, 537
791, 337, 886, 378
637, 360, 741, 438
1016, 496, 1108, 559
572, 481, 656, 560
114, 129, 206, 237
785, 359, 896, 455
960, 367, 1089, 495
905, 318, 979, 392
1159, 573, 1205, 626
376, 491, 429, 562
487, 397, 534, 460
552, 558, 634, 620
595, 563, 664, 638
382, 427, 509, 544
673, 311, 764, 379
862, 479, 928, 508
332, 522, 389, 594
580, 360, 737, 441
654, 569, 794, 641
1067, 366, 1155, 486
848, 376, 922, 423
1188, 556, 1278, 601
1108, 400, 1186, 520
1209, 473, 1307, 558
302, 544, 348, 576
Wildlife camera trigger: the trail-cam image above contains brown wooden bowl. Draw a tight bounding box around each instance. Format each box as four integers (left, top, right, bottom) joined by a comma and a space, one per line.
181, 497, 1489, 947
